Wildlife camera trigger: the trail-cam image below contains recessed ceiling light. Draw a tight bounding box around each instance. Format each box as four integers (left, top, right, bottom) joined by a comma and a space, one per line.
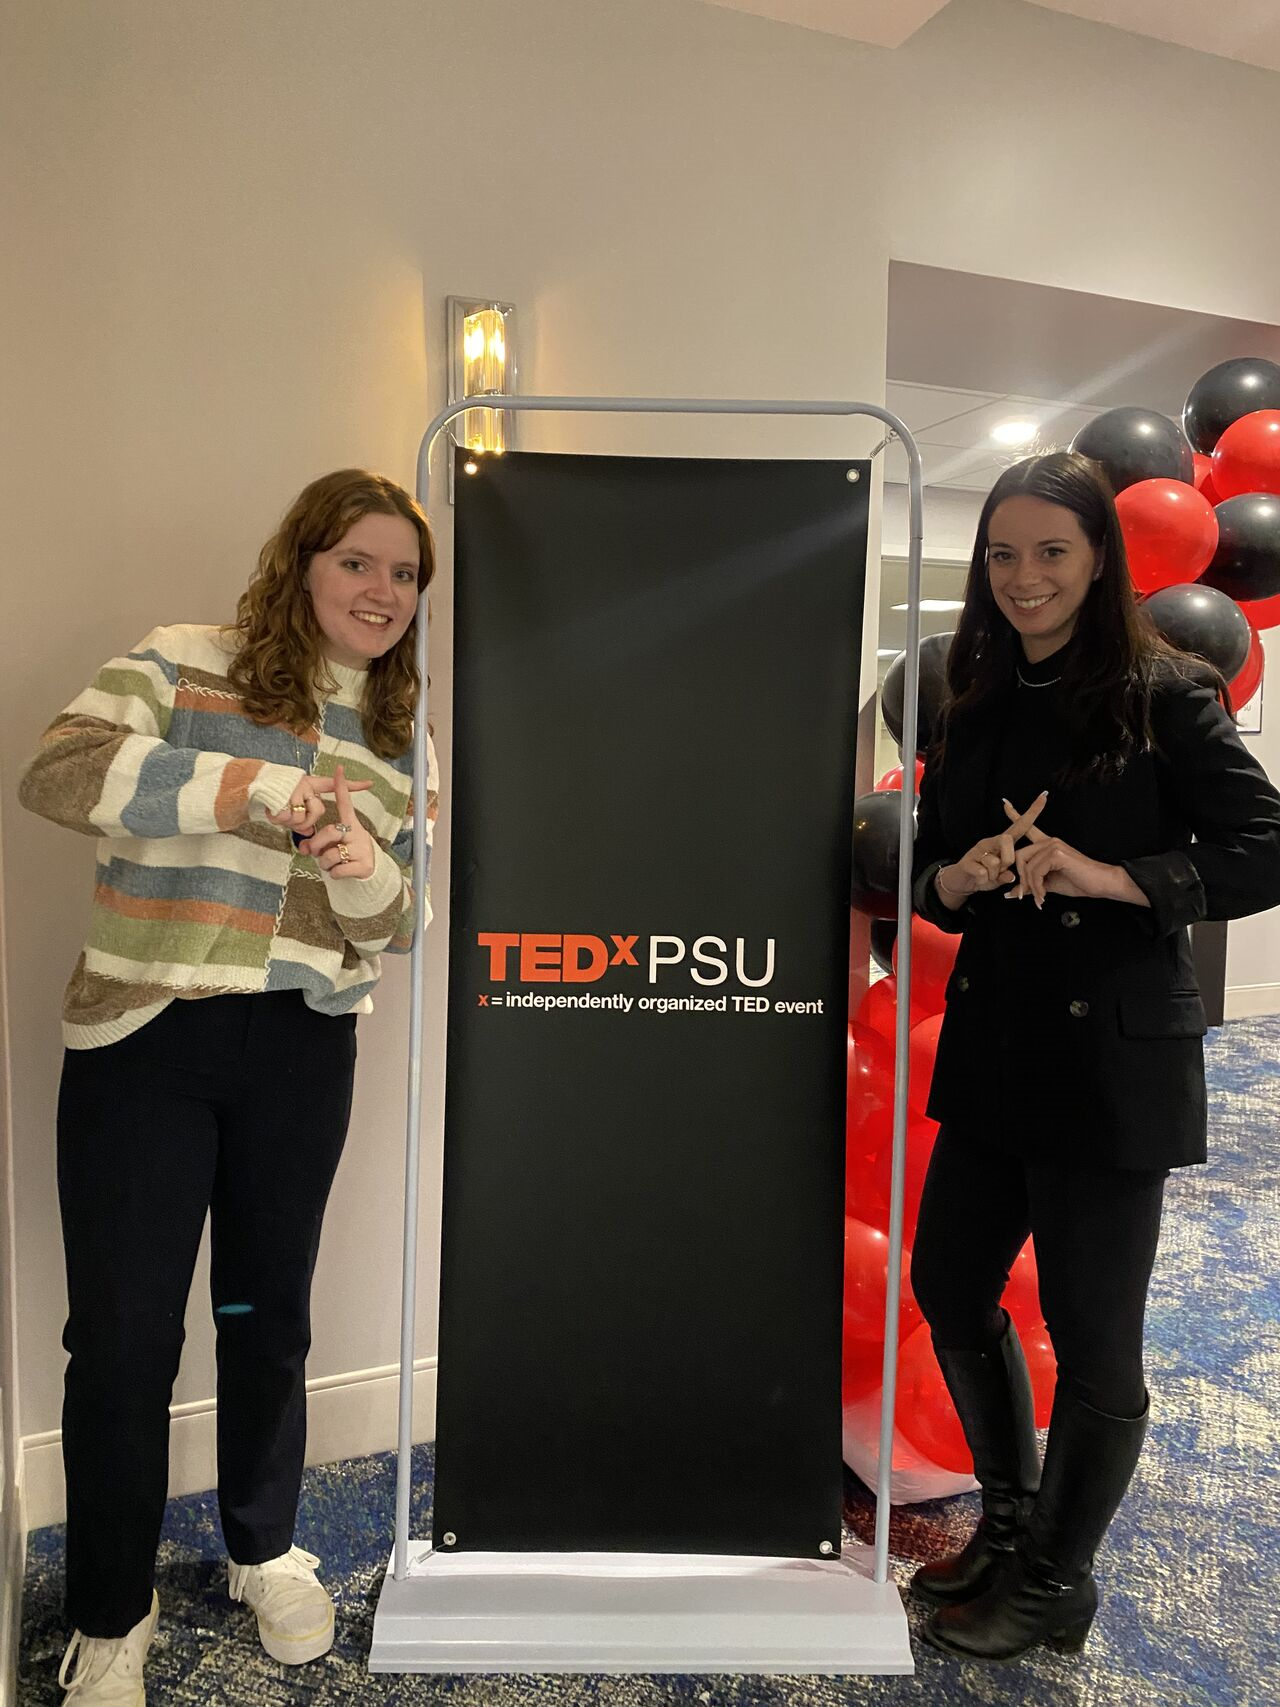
991, 420, 1038, 447
892, 599, 965, 613
876, 647, 900, 657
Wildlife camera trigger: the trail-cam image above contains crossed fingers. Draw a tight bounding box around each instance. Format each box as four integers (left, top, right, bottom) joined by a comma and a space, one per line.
1002, 795, 1058, 906
951, 790, 1049, 896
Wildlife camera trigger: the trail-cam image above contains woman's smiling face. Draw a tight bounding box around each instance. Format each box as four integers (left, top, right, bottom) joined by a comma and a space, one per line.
986, 495, 1101, 661
304, 511, 420, 669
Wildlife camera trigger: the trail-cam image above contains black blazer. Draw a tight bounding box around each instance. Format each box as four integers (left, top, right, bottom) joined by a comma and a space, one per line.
911, 668, 1280, 1170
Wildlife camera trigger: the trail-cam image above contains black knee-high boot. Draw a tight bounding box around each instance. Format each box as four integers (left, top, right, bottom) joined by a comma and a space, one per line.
924, 1385, 1149, 1662
911, 1313, 1041, 1606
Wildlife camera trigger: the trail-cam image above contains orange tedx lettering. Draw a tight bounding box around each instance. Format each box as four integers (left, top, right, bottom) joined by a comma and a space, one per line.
520, 934, 563, 982
477, 931, 520, 979
562, 934, 609, 983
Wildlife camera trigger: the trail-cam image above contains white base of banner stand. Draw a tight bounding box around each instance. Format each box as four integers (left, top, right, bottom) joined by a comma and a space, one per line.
368, 1542, 914, 1675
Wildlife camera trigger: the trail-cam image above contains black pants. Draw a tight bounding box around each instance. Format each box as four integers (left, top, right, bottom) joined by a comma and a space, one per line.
910, 1126, 1167, 1419
57, 991, 356, 1637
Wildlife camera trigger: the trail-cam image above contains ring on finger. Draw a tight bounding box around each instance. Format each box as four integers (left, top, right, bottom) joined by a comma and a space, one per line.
337, 843, 350, 864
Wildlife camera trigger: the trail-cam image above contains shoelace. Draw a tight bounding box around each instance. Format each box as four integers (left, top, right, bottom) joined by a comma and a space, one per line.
58, 1628, 140, 1694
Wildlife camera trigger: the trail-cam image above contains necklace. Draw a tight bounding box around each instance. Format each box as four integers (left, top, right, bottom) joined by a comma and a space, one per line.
1017, 669, 1063, 688
294, 699, 328, 771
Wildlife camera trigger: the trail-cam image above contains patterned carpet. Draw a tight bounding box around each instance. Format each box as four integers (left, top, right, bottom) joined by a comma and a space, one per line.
18, 1018, 1280, 1704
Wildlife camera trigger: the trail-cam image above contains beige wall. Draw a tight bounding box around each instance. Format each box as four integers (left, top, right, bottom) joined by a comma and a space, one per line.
4, 0, 1280, 1483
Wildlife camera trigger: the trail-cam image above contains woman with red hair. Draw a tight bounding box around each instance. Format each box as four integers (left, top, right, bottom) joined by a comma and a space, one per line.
20, 470, 437, 1700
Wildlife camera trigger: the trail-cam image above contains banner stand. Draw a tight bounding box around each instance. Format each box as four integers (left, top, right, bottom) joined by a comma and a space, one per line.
370, 396, 925, 1677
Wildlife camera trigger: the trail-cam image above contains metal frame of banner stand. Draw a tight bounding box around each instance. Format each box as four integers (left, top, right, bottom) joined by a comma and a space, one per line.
370, 395, 924, 1675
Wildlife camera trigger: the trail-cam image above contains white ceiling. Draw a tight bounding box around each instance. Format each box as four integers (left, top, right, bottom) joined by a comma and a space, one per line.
697, 0, 1280, 72
887, 263, 1280, 424
696, 1, 948, 47
881, 381, 1104, 492
1025, 1, 1280, 75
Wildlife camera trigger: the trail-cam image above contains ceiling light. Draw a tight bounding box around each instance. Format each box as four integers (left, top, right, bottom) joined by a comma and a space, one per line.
892, 599, 964, 613
991, 420, 1038, 447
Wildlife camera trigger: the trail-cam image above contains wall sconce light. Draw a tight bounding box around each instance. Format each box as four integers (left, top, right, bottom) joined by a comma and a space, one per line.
447, 296, 517, 500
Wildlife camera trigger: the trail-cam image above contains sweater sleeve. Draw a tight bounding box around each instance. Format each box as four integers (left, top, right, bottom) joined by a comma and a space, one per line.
17, 628, 306, 838
1122, 675, 1280, 936
911, 756, 971, 934
321, 732, 439, 956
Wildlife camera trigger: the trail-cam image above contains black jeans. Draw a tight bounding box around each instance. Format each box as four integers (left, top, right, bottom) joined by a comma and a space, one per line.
57, 991, 356, 1637
910, 1126, 1167, 1420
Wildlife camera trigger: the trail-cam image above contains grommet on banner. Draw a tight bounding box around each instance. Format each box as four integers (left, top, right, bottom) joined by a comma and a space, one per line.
442, 1532, 457, 1548
846, 468, 861, 482
819, 1540, 835, 1556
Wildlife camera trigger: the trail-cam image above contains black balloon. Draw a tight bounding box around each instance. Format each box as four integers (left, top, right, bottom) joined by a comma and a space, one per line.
852, 790, 906, 919
869, 917, 897, 975
1183, 357, 1280, 455
1070, 407, 1193, 494
881, 631, 953, 755
1143, 582, 1250, 680
1200, 494, 1280, 606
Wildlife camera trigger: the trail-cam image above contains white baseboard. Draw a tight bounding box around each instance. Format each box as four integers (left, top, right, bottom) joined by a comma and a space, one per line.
0, 1453, 25, 1707
20, 1357, 437, 1534
1224, 982, 1280, 1020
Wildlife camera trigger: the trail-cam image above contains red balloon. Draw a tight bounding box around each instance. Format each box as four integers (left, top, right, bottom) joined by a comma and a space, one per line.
1115, 478, 1218, 594
1019, 1320, 1057, 1430
1001, 1240, 1042, 1327
846, 1020, 895, 1142
843, 1215, 920, 1345
854, 972, 927, 1045
846, 1099, 893, 1223
862, 1114, 940, 1241
875, 758, 926, 794
1211, 410, 1280, 500
842, 1336, 883, 1405
896, 1324, 972, 1474
892, 915, 960, 1016
907, 1013, 944, 1117
1229, 623, 1265, 711
1193, 452, 1225, 506
847, 1094, 893, 1161
1239, 590, 1280, 632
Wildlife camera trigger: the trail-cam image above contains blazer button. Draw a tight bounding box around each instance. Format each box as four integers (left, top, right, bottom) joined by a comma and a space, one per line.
1069, 999, 1089, 1018
957, 976, 970, 993
1062, 910, 1081, 928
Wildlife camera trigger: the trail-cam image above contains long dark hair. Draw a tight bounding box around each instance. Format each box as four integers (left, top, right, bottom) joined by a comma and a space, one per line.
933, 450, 1212, 784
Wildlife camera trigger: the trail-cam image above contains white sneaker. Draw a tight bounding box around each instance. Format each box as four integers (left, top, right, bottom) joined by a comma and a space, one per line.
58, 1591, 158, 1703
228, 1544, 334, 1664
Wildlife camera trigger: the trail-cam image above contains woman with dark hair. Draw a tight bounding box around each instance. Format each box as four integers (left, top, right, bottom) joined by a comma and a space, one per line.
20, 470, 438, 1701
907, 450, 1280, 1663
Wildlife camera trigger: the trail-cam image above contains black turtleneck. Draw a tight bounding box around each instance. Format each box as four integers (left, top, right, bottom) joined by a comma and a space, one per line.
987, 638, 1076, 825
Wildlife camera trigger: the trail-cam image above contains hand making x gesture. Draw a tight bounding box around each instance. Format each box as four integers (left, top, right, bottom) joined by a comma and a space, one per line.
999, 797, 1114, 908
292, 765, 379, 881
934, 791, 1049, 905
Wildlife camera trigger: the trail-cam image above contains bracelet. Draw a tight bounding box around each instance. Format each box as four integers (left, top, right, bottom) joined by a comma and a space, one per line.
935, 864, 964, 902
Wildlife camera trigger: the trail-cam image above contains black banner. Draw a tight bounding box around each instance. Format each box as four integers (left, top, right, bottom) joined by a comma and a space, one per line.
432, 450, 869, 1557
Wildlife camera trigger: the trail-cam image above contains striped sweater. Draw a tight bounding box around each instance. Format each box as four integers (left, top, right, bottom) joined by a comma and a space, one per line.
18, 623, 437, 1049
